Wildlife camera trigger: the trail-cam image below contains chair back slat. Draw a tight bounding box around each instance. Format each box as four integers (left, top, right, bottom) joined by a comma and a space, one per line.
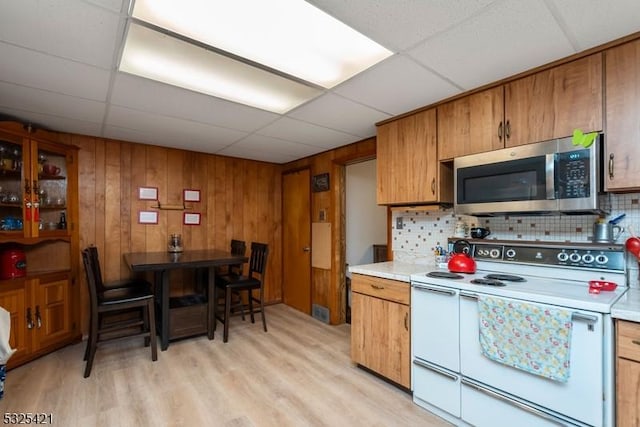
229, 239, 247, 275
86, 246, 107, 293
248, 242, 269, 279
81, 249, 100, 313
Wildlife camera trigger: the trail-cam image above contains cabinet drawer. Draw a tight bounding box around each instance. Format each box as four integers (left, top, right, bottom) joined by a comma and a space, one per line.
351, 274, 409, 305
617, 320, 640, 362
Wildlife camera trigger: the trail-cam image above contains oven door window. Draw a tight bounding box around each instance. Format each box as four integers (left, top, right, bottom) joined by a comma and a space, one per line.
457, 156, 547, 204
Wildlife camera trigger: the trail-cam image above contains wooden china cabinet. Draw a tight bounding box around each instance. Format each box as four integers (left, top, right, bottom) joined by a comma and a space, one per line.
0, 121, 80, 369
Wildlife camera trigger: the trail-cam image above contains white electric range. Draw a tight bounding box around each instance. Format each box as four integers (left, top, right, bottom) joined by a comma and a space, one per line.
410, 239, 628, 427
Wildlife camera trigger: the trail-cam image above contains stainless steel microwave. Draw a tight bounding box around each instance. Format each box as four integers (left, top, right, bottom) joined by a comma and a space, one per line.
454, 135, 605, 216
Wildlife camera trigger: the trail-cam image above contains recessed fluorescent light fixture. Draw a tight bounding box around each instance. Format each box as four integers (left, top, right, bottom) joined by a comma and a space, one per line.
119, 23, 322, 113
131, 0, 392, 88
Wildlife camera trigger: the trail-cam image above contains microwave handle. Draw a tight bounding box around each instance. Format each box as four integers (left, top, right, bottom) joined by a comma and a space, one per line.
545, 154, 555, 200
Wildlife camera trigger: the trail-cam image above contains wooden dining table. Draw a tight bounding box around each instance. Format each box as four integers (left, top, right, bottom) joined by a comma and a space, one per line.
123, 249, 248, 350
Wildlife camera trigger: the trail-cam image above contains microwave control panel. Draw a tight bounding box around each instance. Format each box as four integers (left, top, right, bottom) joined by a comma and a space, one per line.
556, 149, 590, 199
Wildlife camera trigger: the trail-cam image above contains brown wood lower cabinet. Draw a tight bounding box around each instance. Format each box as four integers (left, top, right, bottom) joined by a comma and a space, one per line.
0, 273, 75, 369
350, 273, 410, 388
616, 319, 640, 427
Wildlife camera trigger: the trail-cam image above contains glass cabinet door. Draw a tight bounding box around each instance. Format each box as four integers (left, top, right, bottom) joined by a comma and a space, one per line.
35, 145, 68, 236
0, 131, 27, 236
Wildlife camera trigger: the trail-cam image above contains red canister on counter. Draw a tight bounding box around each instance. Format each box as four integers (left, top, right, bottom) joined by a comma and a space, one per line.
0, 248, 27, 279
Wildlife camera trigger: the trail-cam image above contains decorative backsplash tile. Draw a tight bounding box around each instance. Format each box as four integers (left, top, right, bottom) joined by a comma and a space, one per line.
392, 192, 640, 261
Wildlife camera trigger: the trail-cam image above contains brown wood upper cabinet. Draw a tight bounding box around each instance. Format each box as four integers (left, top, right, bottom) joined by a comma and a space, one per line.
605, 39, 640, 192
438, 53, 603, 160
377, 109, 447, 205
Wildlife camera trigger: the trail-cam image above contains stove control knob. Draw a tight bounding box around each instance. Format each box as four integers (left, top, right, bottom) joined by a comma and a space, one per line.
505, 249, 516, 258
569, 253, 581, 263
582, 254, 595, 264
489, 249, 501, 258
557, 252, 569, 262
595, 254, 609, 264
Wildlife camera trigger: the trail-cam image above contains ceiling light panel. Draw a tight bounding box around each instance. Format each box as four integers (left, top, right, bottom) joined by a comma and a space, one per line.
131, 0, 392, 88
120, 23, 321, 113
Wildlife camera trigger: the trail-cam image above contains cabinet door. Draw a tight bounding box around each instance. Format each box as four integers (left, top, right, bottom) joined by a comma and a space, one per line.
505, 53, 603, 148
0, 283, 31, 367
32, 139, 74, 238
0, 130, 30, 238
605, 39, 640, 191
376, 109, 438, 205
438, 86, 504, 160
33, 276, 71, 350
617, 358, 640, 427
351, 291, 410, 388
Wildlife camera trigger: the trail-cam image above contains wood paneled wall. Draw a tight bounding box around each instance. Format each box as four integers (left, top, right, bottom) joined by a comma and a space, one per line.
283, 138, 376, 324
54, 133, 282, 335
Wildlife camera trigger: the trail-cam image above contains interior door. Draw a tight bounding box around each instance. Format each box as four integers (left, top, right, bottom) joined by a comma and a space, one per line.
282, 169, 311, 314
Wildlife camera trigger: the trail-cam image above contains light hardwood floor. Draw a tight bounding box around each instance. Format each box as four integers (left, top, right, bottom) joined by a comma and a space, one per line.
1, 304, 448, 427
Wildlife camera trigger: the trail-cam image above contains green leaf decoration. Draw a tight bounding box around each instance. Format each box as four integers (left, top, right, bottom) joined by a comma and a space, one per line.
572, 129, 598, 148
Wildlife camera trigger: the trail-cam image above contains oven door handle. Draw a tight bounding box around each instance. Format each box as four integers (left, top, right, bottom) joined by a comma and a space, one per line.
413, 359, 459, 382
461, 378, 575, 426
571, 312, 599, 325
459, 291, 478, 300
412, 284, 457, 296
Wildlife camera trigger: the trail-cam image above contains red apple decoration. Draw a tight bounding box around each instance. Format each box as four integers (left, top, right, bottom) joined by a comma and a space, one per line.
626, 236, 640, 259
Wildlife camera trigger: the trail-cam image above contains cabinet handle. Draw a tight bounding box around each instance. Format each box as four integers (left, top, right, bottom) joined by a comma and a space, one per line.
370, 284, 384, 290
35, 305, 42, 328
498, 121, 503, 140
608, 153, 614, 179
431, 178, 436, 195
404, 312, 408, 331
505, 120, 511, 139
632, 340, 640, 346
26, 308, 34, 329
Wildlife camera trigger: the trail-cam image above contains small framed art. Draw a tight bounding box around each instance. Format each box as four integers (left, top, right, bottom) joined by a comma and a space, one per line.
138, 186, 158, 201
183, 189, 201, 202
183, 212, 201, 225
312, 173, 330, 192
138, 210, 158, 224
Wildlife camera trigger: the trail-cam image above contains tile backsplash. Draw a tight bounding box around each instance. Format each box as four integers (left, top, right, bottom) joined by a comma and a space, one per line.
392, 192, 640, 283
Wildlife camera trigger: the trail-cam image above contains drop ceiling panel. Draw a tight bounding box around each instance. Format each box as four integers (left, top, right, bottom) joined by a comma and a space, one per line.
288, 93, 390, 138
110, 73, 280, 132
0, 42, 111, 101
409, 1, 575, 90
225, 135, 324, 159
257, 117, 359, 149
0, 82, 106, 123
334, 54, 461, 116
307, 0, 499, 51
106, 106, 248, 152
0, 107, 103, 136
0, 0, 123, 68
85, 0, 125, 13
548, 0, 640, 51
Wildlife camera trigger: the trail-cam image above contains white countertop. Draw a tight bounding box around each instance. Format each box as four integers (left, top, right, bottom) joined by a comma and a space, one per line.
349, 261, 433, 282
612, 288, 640, 322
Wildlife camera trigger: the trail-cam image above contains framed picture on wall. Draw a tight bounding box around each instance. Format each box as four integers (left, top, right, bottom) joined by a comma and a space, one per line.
183, 212, 201, 225
138, 210, 158, 224
183, 189, 201, 202
312, 173, 330, 192
138, 186, 158, 201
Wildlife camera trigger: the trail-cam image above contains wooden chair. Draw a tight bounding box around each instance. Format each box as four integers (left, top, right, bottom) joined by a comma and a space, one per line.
215, 242, 269, 342
83, 246, 151, 361
81, 249, 157, 378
